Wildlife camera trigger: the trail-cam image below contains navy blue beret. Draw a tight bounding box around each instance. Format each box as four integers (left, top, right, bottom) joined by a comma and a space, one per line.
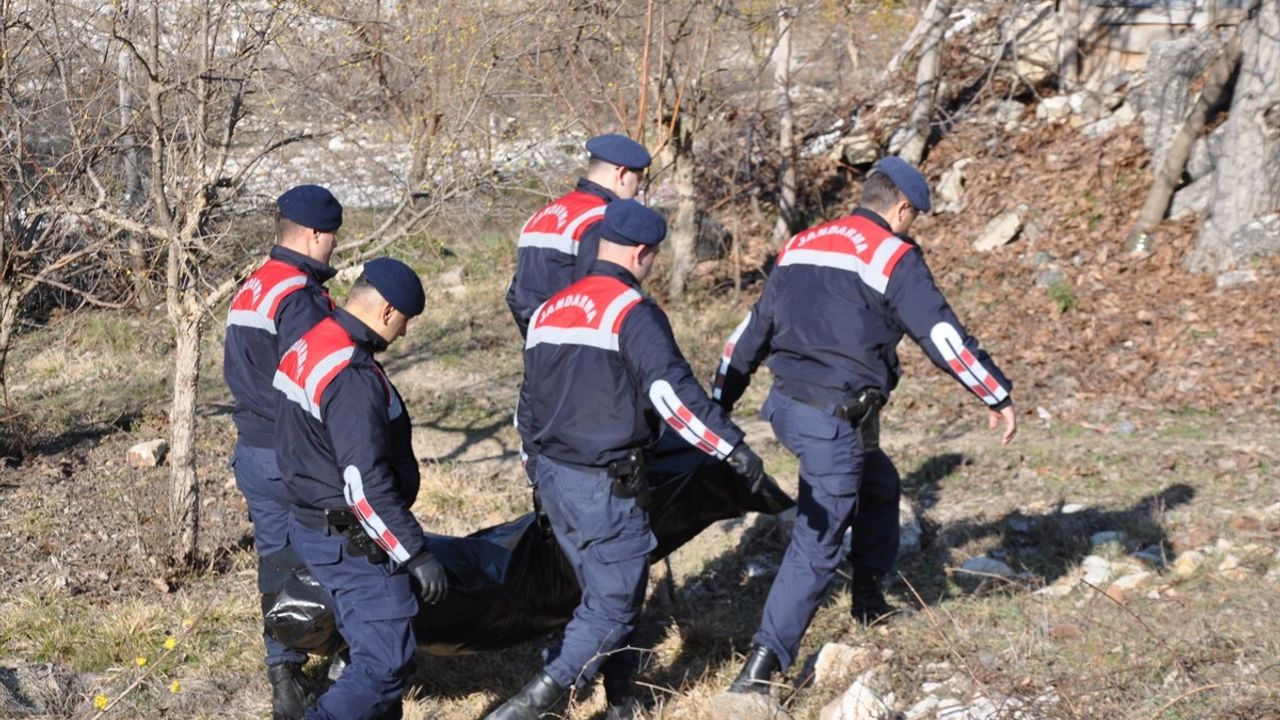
872, 156, 931, 213
586, 134, 652, 170
362, 258, 425, 317
601, 199, 667, 247
277, 184, 343, 232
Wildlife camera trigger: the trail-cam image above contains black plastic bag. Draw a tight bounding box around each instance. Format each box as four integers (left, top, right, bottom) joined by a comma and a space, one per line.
264, 433, 793, 655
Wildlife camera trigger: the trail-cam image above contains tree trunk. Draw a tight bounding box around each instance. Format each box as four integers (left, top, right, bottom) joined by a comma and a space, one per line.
0, 282, 19, 408
116, 0, 148, 304
899, 0, 952, 165
168, 310, 201, 566
1190, 1, 1279, 272
770, 5, 798, 248
1057, 0, 1082, 91
665, 113, 698, 299
1133, 31, 1243, 238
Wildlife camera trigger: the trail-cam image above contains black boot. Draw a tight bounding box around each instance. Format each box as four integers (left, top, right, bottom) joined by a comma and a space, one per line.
268, 662, 308, 720
603, 668, 644, 719
484, 671, 566, 720
728, 645, 780, 694
849, 567, 897, 625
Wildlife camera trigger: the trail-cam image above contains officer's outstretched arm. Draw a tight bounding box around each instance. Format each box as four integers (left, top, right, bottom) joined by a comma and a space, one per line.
620, 303, 745, 460
323, 370, 428, 565
712, 279, 779, 413
885, 249, 1014, 414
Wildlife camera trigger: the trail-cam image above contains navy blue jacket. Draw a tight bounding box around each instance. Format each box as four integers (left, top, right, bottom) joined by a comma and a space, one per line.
519, 261, 745, 468
505, 178, 618, 337
714, 208, 1012, 412
273, 309, 425, 564
223, 246, 335, 448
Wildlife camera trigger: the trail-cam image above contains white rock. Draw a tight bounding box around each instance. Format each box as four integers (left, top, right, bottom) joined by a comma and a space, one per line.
1108, 571, 1152, 593
936, 697, 966, 718
819, 672, 894, 720
1216, 269, 1258, 289
1218, 554, 1242, 572
814, 642, 873, 686
1090, 531, 1126, 547
1037, 96, 1071, 120
899, 500, 922, 553
959, 557, 1015, 577
903, 696, 939, 719
711, 691, 792, 720
967, 696, 999, 719
1061, 503, 1086, 514
1173, 550, 1205, 578
920, 682, 945, 694
439, 266, 467, 287
1264, 501, 1280, 517
974, 211, 1023, 251
126, 439, 168, 468
1081, 555, 1113, 586
327, 135, 346, 150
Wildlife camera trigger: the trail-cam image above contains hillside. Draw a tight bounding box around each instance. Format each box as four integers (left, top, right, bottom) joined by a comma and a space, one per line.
1, 3, 1278, 720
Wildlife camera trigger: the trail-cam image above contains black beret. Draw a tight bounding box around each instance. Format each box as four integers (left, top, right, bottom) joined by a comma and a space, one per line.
601, 200, 666, 247
362, 257, 425, 317
277, 185, 343, 232
871, 156, 931, 213
586, 134, 652, 170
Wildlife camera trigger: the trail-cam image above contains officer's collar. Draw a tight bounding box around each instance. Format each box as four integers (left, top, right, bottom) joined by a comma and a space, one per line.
269, 245, 339, 284
589, 260, 642, 289
332, 307, 390, 353
852, 207, 918, 247
576, 177, 620, 202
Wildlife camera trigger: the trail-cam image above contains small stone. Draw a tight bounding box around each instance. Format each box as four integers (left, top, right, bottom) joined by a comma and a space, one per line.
1036, 96, 1071, 121
903, 695, 939, 719
1218, 554, 1242, 572
995, 100, 1025, 124
1061, 503, 1086, 514
1090, 531, 1127, 548
814, 642, 873, 686
1081, 555, 1112, 586
1132, 545, 1166, 567
1029, 251, 1054, 268
959, 556, 1015, 577
1216, 270, 1258, 289
439, 266, 467, 287
127, 439, 168, 468
818, 672, 893, 720
711, 691, 792, 720
920, 681, 945, 694
975, 211, 1023, 251
1106, 571, 1152, 602
1114, 420, 1137, 435
1034, 268, 1064, 288
899, 500, 922, 553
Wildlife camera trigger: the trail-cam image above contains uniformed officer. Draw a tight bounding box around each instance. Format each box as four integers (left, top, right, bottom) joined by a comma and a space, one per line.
273, 258, 449, 720
223, 184, 342, 718
505, 133, 652, 337
712, 157, 1017, 693
488, 200, 767, 720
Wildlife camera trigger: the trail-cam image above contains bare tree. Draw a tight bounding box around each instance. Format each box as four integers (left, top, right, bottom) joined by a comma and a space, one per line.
899, 0, 953, 166
770, 4, 798, 248
1057, 0, 1082, 91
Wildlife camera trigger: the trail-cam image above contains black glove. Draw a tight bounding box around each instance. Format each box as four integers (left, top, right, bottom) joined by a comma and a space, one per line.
726, 443, 766, 493
405, 552, 449, 605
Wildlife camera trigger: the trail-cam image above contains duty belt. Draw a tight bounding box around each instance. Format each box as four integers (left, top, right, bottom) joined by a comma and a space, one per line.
791, 388, 886, 452
292, 506, 390, 565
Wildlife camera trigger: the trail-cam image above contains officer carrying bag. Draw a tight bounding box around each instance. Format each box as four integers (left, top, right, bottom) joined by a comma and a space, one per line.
263, 431, 794, 655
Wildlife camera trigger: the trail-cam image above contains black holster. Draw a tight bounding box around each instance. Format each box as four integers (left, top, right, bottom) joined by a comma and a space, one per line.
324, 508, 389, 565
836, 388, 885, 452
608, 448, 650, 510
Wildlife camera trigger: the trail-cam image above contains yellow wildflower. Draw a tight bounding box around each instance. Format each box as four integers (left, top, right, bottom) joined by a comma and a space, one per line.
94, 694, 108, 710
163, 636, 177, 650
169, 680, 181, 694
182, 618, 194, 629
135, 656, 147, 667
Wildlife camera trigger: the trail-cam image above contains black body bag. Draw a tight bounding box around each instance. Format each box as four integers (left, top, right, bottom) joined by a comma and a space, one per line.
263, 432, 794, 655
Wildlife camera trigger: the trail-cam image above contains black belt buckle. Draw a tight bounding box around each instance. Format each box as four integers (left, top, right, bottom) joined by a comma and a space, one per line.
608, 448, 651, 510
324, 508, 389, 565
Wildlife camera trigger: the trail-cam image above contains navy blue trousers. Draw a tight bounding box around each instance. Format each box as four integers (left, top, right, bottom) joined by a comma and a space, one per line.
535, 455, 657, 690
290, 518, 419, 720
231, 440, 308, 667
752, 388, 901, 669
